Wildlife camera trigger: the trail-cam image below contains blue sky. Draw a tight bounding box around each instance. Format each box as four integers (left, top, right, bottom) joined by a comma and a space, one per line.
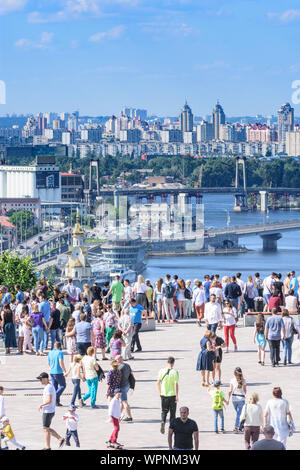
1, 0, 300, 116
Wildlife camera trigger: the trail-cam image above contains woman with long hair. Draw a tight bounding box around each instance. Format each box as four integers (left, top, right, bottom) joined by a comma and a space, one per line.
177, 278, 186, 320
83, 284, 93, 305
253, 313, 266, 365
196, 330, 215, 387
244, 275, 255, 312
228, 367, 247, 434
222, 300, 238, 353
66, 318, 77, 362
154, 278, 165, 322
133, 275, 148, 309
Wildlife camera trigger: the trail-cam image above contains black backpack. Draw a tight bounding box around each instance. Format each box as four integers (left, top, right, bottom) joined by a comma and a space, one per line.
184, 288, 192, 300
165, 284, 175, 299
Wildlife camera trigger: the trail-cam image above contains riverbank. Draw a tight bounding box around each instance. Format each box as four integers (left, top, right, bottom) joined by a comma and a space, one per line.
148, 247, 249, 257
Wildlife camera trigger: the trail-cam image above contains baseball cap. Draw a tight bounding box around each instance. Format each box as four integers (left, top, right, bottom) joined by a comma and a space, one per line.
114, 388, 121, 394
37, 372, 49, 380
214, 380, 221, 387
1, 416, 9, 422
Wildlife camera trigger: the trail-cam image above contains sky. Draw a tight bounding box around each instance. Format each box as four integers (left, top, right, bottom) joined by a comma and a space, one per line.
1, 0, 300, 117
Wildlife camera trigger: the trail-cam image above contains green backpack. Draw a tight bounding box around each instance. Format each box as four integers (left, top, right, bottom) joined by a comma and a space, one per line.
213, 390, 223, 410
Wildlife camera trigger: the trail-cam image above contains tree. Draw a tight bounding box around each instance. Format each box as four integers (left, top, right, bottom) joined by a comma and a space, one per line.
0, 251, 37, 292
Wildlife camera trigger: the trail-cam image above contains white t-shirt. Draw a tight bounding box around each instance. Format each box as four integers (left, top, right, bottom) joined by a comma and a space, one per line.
0, 395, 5, 418
108, 396, 121, 419
72, 310, 81, 324
82, 355, 97, 380
230, 377, 246, 402
63, 412, 79, 431
223, 307, 237, 326
124, 286, 133, 301
43, 383, 56, 413
263, 276, 274, 296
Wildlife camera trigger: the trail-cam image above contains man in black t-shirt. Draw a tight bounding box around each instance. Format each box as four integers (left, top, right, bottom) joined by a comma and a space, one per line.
168, 407, 199, 450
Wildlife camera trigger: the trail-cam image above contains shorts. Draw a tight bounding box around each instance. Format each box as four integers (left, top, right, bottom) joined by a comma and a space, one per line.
42, 412, 55, 428
121, 384, 130, 402
255, 333, 267, 348
112, 302, 121, 312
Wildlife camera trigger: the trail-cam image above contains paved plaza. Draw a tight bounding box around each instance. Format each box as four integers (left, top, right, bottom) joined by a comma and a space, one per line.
1, 319, 300, 450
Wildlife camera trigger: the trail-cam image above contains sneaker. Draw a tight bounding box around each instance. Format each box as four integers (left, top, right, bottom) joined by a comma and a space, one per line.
58, 438, 65, 448
128, 356, 135, 360
102, 357, 108, 360
221, 429, 226, 434
81, 399, 86, 407
160, 422, 165, 434
284, 360, 287, 366
56, 403, 63, 407
134, 349, 142, 353
123, 417, 133, 422
233, 428, 239, 434
173, 319, 178, 323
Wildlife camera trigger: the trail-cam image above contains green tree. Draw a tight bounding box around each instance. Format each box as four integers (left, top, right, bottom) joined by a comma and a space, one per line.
0, 251, 37, 292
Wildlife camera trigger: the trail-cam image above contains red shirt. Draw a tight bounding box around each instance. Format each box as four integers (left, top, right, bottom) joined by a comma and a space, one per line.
268, 296, 282, 310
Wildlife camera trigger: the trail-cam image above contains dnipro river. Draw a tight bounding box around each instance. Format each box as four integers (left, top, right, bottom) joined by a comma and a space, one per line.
144, 193, 300, 282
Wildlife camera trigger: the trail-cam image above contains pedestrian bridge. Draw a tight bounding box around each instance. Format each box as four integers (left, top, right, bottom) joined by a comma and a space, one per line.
207, 219, 300, 250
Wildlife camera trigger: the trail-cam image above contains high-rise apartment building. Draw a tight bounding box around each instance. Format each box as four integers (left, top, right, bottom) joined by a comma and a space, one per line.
212, 102, 225, 140
286, 127, 300, 156
179, 101, 193, 132
277, 102, 294, 143
196, 120, 214, 142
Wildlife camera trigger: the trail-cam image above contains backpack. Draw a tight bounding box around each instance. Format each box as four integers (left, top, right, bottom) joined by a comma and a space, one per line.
184, 288, 192, 300
213, 390, 224, 410
165, 283, 175, 299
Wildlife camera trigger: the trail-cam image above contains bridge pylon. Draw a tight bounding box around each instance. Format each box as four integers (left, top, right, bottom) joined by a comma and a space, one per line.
234, 157, 248, 212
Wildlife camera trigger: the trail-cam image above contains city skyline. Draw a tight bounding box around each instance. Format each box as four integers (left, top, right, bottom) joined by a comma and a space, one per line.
1, 0, 300, 115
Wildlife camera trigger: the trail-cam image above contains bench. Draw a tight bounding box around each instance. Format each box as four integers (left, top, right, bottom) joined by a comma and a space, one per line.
243, 311, 299, 327
140, 316, 156, 332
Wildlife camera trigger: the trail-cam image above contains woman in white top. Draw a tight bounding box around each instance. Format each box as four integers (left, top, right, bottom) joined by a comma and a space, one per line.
285, 290, 298, 313
81, 346, 100, 409
72, 304, 82, 324
240, 393, 263, 450
133, 275, 148, 309
228, 367, 247, 433
65, 355, 84, 407
222, 300, 238, 353
264, 387, 293, 448
177, 278, 186, 319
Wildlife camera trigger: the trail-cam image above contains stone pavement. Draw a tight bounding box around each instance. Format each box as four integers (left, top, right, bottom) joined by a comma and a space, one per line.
1, 319, 300, 450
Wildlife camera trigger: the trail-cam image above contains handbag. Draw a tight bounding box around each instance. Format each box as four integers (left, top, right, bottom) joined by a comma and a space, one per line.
291, 319, 298, 335
239, 404, 247, 432
95, 362, 105, 382
128, 372, 136, 390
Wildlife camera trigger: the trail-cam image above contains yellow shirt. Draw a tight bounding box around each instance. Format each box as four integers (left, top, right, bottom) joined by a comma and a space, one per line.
2, 424, 14, 440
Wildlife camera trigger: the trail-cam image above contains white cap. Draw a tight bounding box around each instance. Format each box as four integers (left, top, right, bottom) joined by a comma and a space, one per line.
1, 416, 9, 422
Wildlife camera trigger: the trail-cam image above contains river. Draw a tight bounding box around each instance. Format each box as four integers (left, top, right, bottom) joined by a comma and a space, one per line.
144, 193, 300, 282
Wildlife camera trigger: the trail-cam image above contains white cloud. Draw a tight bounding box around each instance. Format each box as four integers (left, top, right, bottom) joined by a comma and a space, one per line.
27, 0, 140, 23
140, 18, 198, 38
0, 0, 26, 15
195, 61, 229, 71
89, 25, 125, 42
15, 32, 54, 49
268, 9, 300, 23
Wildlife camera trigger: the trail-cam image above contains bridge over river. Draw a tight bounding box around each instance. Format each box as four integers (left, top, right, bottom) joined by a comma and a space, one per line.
207, 219, 300, 250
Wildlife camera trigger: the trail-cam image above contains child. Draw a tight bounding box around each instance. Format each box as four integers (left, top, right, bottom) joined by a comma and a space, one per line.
65, 318, 77, 362
103, 305, 118, 353
208, 380, 229, 434
22, 307, 34, 354
106, 389, 123, 449
63, 405, 80, 448
0, 417, 25, 450
64, 355, 85, 408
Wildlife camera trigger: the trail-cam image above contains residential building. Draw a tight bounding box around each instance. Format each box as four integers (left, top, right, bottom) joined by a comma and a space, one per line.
212, 102, 225, 140
277, 102, 294, 143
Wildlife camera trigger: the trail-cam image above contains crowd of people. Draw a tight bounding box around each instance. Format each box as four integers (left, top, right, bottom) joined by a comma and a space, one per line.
0, 270, 299, 450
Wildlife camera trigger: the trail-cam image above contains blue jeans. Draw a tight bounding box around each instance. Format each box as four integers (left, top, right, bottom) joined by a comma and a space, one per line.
42, 322, 50, 350
233, 400, 245, 428
32, 326, 44, 352
213, 409, 224, 431
121, 384, 130, 402
282, 336, 294, 362
208, 322, 218, 333
50, 329, 61, 350
50, 373, 66, 404
71, 379, 82, 406
263, 293, 271, 305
